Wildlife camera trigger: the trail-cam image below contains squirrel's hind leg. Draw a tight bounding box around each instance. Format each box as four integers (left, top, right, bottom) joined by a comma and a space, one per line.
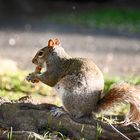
50, 106, 68, 117
50, 106, 93, 124
71, 112, 94, 124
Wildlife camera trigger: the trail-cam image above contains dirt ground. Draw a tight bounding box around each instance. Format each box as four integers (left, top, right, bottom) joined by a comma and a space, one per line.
0, 23, 139, 77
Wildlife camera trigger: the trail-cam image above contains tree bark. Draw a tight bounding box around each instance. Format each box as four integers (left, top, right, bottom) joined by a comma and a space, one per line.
0, 96, 139, 140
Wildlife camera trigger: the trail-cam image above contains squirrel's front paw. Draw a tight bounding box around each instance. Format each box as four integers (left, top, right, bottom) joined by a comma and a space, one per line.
26, 73, 39, 83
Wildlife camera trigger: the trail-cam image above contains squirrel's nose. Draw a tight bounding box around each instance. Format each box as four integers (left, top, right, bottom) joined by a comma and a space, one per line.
32, 58, 37, 64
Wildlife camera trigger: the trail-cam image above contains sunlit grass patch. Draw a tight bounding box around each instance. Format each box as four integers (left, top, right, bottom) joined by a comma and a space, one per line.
0, 70, 52, 100
104, 75, 140, 92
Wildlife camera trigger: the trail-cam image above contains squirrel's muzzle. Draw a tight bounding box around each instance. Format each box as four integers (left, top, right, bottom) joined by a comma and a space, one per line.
32, 58, 38, 64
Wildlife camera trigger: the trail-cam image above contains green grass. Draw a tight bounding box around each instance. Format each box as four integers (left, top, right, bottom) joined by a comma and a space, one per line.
8, 127, 13, 140
47, 9, 140, 33
0, 71, 52, 100
104, 75, 140, 92
95, 123, 102, 140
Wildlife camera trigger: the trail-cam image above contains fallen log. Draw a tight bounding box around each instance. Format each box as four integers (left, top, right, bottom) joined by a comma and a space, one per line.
0, 96, 139, 140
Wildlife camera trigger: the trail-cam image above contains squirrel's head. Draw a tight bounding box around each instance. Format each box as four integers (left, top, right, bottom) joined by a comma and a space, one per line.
32, 38, 61, 66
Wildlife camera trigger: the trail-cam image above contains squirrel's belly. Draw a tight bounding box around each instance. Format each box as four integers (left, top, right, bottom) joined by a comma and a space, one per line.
54, 74, 102, 116
54, 74, 87, 99
54, 82, 66, 100
54, 73, 104, 100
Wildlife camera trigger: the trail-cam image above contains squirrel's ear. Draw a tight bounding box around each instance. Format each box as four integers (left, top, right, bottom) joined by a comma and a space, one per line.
48, 39, 55, 47
54, 38, 60, 46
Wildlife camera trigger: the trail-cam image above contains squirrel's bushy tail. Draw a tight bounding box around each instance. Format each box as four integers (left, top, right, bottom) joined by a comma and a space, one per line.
97, 83, 140, 123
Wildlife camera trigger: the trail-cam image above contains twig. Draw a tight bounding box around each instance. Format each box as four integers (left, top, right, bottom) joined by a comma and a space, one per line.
103, 117, 131, 140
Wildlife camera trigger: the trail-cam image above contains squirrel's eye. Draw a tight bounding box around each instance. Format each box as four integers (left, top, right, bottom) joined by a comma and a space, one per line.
38, 51, 43, 56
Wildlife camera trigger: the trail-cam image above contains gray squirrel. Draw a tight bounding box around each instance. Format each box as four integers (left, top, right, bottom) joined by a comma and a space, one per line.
26, 38, 140, 124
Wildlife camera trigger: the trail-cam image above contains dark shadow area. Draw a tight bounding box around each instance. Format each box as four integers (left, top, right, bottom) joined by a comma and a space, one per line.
0, 0, 140, 39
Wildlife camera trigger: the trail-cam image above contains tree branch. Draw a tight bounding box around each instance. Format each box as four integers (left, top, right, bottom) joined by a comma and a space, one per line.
0, 97, 139, 140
